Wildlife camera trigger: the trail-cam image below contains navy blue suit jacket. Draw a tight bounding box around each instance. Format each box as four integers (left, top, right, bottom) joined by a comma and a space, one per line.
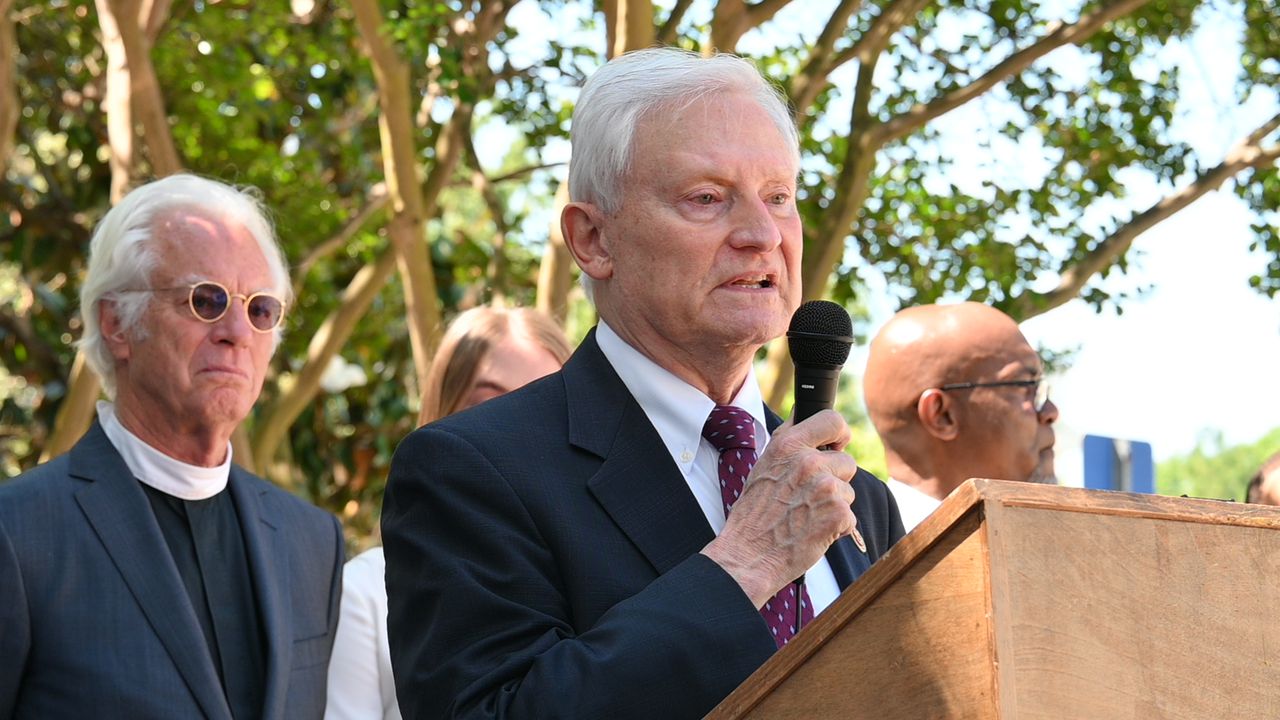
0, 422, 344, 720
382, 330, 904, 719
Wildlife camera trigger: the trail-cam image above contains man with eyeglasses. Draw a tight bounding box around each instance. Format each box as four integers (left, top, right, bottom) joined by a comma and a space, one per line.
0, 174, 343, 719
863, 302, 1060, 532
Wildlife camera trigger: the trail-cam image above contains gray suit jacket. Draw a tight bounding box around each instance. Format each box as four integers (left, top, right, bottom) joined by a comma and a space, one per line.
0, 422, 344, 720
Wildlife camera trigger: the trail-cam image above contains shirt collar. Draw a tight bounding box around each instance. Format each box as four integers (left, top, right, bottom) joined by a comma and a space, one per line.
595, 321, 770, 473
97, 400, 231, 500
887, 477, 942, 531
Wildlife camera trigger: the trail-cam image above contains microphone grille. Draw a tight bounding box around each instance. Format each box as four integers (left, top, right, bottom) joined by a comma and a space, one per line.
787, 300, 854, 367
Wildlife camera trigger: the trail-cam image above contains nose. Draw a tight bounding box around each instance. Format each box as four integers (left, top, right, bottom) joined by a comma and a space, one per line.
210, 297, 254, 345
727, 195, 782, 252
1038, 398, 1059, 424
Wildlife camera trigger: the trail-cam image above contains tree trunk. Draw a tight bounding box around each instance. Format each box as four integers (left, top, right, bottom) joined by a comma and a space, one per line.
761, 54, 880, 409
0, 0, 18, 179
44, 0, 184, 462
95, 0, 139, 202
253, 249, 399, 479
602, 0, 653, 59
39, 352, 100, 462
536, 183, 574, 325
534, 0, 654, 319
249, 106, 472, 475
350, 0, 442, 399
253, 2, 487, 475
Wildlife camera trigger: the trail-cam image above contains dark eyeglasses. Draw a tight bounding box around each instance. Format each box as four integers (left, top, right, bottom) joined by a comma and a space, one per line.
123, 281, 285, 333
939, 377, 1051, 412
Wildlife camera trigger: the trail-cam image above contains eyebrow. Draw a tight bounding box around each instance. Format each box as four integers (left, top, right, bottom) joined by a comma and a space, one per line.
998, 364, 1041, 380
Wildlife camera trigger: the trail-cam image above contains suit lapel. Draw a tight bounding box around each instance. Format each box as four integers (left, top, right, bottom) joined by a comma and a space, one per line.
228, 470, 290, 720
71, 424, 232, 720
568, 331, 716, 575
824, 536, 869, 589
566, 333, 870, 587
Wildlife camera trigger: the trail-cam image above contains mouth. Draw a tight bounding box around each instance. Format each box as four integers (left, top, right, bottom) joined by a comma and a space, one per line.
202, 365, 248, 379
726, 274, 775, 290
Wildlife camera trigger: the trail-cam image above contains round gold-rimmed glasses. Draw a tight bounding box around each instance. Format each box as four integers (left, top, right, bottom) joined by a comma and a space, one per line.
121, 281, 286, 333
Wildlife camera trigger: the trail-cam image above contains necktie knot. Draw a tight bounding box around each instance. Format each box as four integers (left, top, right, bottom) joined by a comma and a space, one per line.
701, 405, 757, 453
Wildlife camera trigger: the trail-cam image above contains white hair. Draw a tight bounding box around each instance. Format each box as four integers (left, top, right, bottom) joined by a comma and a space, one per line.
566, 47, 800, 302
77, 174, 291, 398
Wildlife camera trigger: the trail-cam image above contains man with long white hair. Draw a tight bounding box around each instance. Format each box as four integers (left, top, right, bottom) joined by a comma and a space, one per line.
383, 48, 904, 719
0, 174, 343, 720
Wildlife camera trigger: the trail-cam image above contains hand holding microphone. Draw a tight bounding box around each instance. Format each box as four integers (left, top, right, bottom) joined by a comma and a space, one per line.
702, 301, 865, 613
788, 300, 867, 555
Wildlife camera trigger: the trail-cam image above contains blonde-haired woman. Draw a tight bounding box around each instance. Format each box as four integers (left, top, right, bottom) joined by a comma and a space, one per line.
418, 306, 573, 425
325, 306, 572, 720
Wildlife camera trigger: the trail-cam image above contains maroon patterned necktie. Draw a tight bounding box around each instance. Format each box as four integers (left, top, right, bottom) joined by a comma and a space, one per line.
702, 404, 814, 648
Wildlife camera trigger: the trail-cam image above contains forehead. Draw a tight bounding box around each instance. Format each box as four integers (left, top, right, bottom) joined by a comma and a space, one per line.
1263, 465, 1280, 492
149, 208, 272, 283
630, 92, 798, 175
958, 330, 1041, 381
473, 332, 560, 386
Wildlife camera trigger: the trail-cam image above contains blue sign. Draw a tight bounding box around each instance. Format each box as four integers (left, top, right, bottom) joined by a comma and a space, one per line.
1082, 434, 1154, 493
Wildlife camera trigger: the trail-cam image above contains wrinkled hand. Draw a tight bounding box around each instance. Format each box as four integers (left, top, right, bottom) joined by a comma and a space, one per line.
701, 409, 860, 608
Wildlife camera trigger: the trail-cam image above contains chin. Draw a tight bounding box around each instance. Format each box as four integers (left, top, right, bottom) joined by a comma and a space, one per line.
1027, 464, 1057, 485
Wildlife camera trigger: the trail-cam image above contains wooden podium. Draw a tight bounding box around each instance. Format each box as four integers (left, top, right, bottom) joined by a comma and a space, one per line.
707, 479, 1280, 719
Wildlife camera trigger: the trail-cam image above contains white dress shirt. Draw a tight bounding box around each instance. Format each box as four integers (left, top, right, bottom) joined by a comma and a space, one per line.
595, 322, 841, 615
886, 478, 941, 533
325, 547, 401, 720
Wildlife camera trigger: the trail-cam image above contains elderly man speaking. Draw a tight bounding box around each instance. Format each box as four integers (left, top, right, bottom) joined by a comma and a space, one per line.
383, 48, 904, 720
0, 175, 343, 719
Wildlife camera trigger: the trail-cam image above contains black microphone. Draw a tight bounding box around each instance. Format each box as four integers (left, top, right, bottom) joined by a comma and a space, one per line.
787, 300, 854, 423
784, 300, 857, 635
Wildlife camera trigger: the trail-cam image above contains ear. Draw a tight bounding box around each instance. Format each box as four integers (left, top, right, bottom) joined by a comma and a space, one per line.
917, 388, 959, 441
561, 201, 613, 283
98, 299, 132, 362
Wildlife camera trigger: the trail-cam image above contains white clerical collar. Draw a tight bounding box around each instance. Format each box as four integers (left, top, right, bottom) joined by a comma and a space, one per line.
595, 321, 769, 477
96, 400, 231, 500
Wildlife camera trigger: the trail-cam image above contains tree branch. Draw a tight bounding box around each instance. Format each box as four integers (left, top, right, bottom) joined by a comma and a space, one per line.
252, 248, 399, 475
1010, 110, 1280, 320
657, 0, 695, 45
709, 0, 794, 53
872, 0, 1150, 147
139, 0, 171, 46
489, 161, 563, 185
463, 129, 510, 303
291, 183, 389, 300
788, 0, 864, 116
807, 0, 932, 112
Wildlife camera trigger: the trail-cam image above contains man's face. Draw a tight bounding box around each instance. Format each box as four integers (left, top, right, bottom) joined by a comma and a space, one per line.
956, 340, 1059, 484
593, 91, 802, 366
1256, 465, 1280, 506
110, 210, 278, 441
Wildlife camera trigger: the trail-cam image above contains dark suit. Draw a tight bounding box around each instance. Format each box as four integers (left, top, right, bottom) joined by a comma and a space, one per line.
382, 330, 904, 720
0, 422, 344, 720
